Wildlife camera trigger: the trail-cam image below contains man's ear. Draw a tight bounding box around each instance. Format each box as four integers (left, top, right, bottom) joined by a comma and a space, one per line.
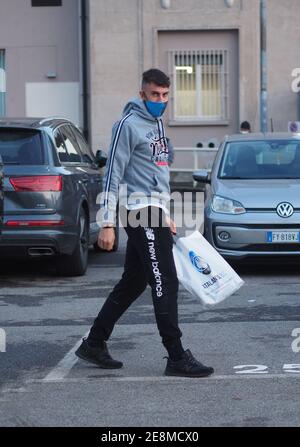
140, 90, 146, 100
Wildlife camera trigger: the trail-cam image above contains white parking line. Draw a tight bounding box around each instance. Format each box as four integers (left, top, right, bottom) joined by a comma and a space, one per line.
43, 332, 89, 382
38, 373, 300, 384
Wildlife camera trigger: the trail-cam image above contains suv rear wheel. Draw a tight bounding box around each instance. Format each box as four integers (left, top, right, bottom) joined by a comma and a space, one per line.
56, 208, 89, 276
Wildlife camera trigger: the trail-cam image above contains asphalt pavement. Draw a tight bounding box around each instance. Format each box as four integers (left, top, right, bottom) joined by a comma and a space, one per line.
1, 196, 300, 427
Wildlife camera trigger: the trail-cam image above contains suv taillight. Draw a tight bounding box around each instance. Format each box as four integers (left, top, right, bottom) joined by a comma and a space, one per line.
6, 220, 64, 227
9, 176, 62, 192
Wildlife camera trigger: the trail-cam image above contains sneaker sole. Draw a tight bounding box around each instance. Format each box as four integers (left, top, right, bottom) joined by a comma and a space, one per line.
164, 370, 214, 378
75, 350, 123, 369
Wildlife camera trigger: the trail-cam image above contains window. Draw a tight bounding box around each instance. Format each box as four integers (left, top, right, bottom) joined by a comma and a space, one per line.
71, 127, 95, 165
31, 0, 62, 6
0, 50, 6, 117
0, 130, 44, 165
219, 141, 300, 180
169, 50, 228, 122
59, 126, 82, 163
54, 130, 69, 163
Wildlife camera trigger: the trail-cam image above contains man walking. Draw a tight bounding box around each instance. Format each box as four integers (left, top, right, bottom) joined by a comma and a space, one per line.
75, 69, 214, 378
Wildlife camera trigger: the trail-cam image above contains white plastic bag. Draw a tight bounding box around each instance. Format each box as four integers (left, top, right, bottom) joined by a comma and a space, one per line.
172, 231, 244, 306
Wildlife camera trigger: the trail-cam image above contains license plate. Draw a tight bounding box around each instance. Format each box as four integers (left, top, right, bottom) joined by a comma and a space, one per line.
267, 231, 300, 243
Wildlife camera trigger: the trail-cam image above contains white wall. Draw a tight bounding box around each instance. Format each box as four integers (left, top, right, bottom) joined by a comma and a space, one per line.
26, 82, 80, 125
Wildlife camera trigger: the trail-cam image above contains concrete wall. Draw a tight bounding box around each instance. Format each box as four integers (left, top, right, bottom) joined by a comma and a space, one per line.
89, 0, 262, 150
0, 0, 80, 123
88, 0, 141, 152
88, 0, 300, 153
267, 0, 300, 131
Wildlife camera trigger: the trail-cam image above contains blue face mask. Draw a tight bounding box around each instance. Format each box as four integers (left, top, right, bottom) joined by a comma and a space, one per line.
144, 100, 168, 118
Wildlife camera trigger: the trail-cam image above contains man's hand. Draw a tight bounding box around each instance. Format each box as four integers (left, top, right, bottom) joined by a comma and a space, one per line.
98, 227, 115, 251
165, 216, 177, 235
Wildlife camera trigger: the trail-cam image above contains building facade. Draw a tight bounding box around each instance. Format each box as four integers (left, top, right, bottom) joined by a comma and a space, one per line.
0, 0, 83, 128
88, 0, 300, 152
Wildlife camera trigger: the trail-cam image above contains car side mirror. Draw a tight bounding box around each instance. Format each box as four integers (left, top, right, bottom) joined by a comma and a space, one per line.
193, 169, 211, 183
95, 150, 107, 168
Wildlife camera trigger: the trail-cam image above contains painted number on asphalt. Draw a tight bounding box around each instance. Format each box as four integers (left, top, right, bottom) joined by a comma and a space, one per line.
234, 364, 300, 374
291, 328, 300, 353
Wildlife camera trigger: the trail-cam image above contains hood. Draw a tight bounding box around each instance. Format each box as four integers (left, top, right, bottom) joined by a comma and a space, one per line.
213, 179, 300, 208
122, 97, 157, 122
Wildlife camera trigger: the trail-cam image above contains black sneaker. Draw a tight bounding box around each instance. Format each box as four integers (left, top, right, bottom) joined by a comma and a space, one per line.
164, 349, 214, 378
75, 338, 123, 369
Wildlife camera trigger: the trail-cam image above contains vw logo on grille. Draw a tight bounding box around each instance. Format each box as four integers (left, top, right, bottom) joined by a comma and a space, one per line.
276, 202, 294, 218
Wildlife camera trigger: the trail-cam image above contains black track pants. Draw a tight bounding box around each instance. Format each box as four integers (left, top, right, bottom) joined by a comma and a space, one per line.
88, 207, 183, 356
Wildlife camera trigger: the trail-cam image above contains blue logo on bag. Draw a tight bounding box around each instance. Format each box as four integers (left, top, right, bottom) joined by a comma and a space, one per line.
189, 251, 211, 275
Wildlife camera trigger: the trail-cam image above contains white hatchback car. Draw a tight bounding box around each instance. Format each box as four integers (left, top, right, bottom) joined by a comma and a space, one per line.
193, 132, 300, 263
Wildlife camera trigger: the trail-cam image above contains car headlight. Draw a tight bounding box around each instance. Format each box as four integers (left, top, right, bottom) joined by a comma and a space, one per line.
212, 195, 246, 214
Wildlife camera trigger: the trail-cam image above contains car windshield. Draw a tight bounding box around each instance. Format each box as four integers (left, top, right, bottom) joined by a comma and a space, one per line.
0, 129, 44, 165
219, 140, 300, 179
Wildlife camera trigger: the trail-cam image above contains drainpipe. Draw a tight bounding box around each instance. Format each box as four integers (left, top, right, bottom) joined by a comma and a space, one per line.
80, 0, 89, 142
138, 0, 144, 80
260, 0, 268, 133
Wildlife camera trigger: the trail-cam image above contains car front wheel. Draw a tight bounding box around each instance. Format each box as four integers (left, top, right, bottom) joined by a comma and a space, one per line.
56, 208, 89, 276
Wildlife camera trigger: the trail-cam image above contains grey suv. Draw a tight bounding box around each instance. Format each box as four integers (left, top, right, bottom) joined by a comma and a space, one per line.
0, 155, 3, 233
0, 117, 107, 276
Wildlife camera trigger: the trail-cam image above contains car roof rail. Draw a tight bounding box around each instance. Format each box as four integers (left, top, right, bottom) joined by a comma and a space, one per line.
38, 116, 74, 126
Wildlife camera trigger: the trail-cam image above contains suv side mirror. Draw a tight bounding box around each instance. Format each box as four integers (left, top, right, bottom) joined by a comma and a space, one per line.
95, 150, 107, 168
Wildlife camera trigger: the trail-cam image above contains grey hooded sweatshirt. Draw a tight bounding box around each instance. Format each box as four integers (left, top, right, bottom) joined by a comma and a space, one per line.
99, 98, 171, 227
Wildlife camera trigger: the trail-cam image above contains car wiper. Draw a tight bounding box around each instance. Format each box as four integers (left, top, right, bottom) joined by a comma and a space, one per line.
3, 161, 20, 165
220, 176, 257, 179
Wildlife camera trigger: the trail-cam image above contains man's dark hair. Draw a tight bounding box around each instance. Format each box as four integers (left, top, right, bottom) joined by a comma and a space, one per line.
142, 68, 170, 88
240, 120, 251, 131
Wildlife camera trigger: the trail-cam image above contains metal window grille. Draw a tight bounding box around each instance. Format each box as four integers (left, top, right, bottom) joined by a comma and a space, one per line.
0, 50, 6, 117
168, 49, 228, 121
